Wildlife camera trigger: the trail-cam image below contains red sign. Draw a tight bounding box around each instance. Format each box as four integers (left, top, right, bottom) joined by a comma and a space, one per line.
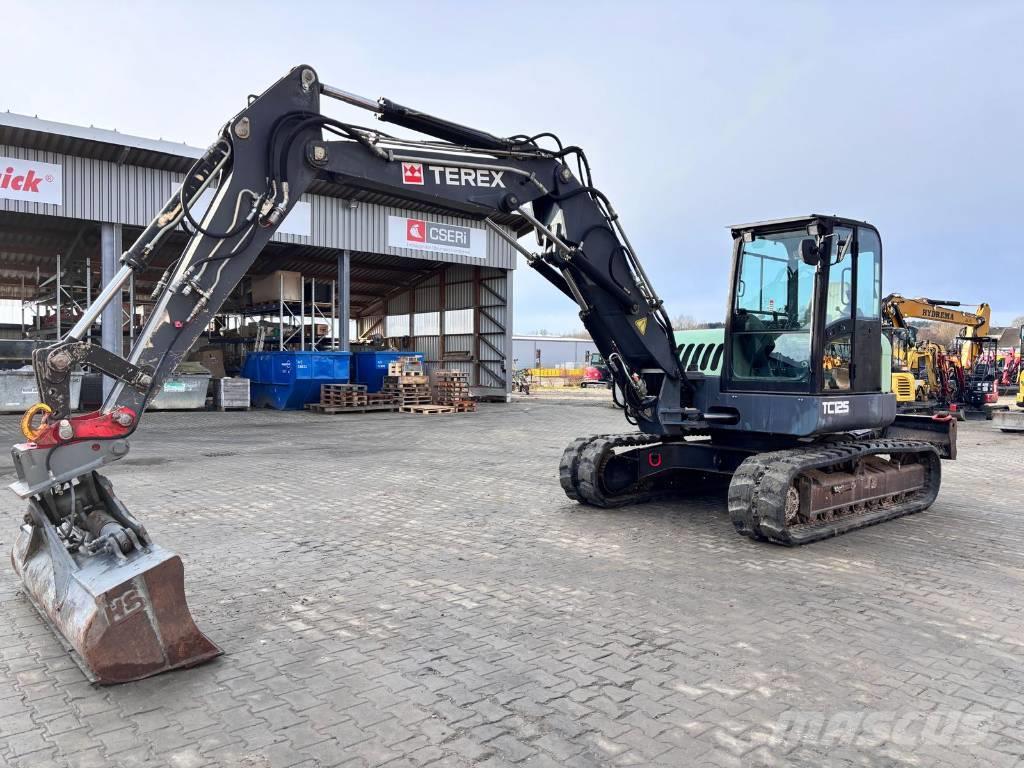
401, 162, 424, 185
406, 219, 426, 242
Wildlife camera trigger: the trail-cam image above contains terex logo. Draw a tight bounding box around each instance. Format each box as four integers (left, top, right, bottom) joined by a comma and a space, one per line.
822, 400, 850, 415
406, 218, 426, 242
401, 162, 424, 185
427, 165, 505, 188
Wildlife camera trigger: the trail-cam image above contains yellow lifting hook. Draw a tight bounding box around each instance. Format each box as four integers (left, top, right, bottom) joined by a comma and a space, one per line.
20, 402, 52, 441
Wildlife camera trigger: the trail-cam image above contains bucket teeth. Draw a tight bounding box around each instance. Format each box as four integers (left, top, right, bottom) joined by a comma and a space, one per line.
12, 522, 221, 685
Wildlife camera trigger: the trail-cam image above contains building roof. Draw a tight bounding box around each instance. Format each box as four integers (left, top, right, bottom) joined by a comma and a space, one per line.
991, 326, 1022, 348
513, 335, 592, 342
0, 111, 202, 172
0, 111, 525, 225
0, 113, 521, 307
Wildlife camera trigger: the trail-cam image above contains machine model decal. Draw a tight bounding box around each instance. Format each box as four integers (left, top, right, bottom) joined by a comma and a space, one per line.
0, 156, 62, 205
387, 215, 486, 258
822, 400, 851, 415
401, 162, 424, 184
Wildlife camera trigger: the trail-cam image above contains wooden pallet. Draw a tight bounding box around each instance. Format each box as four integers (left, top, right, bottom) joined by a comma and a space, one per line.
305, 403, 398, 414
320, 395, 368, 406
400, 404, 455, 415
321, 383, 367, 394
388, 357, 425, 377
383, 374, 427, 385
452, 400, 477, 413
381, 380, 431, 406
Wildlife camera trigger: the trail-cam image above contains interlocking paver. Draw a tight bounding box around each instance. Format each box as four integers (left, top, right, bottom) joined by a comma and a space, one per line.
0, 401, 1021, 766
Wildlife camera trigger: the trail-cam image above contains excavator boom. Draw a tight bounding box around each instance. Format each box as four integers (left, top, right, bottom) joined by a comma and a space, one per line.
10, 66, 694, 683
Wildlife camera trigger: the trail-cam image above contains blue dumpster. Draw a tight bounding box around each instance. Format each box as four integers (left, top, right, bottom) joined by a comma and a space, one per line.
242, 351, 351, 410
352, 351, 424, 392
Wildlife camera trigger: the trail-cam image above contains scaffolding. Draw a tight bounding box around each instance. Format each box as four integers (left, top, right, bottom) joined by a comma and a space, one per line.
231, 274, 339, 351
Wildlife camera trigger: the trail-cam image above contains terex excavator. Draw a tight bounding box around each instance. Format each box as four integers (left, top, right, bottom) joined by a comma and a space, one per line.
8, 66, 957, 684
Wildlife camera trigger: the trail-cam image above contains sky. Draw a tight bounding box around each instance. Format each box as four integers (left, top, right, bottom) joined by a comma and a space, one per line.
3, 1, 1023, 331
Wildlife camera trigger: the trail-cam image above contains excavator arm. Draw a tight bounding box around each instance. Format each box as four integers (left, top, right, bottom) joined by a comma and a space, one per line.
26, 65, 695, 459
9, 65, 698, 683
881, 294, 991, 368
881, 294, 990, 334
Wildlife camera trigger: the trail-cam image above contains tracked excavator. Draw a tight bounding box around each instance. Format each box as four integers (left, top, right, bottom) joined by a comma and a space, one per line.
995, 326, 1024, 432
881, 295, 993, 413
8, 66, 957, 684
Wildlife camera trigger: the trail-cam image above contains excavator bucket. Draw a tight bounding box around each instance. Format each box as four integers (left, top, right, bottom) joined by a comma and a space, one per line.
10, 510, 221, 685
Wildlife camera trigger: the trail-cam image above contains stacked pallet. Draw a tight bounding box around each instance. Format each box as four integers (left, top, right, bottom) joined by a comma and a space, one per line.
388, 357, 424, 377
381, 374, 431, 406
307, 383, 398, 414
321, 383, 367, 407
431, 369, 476, 413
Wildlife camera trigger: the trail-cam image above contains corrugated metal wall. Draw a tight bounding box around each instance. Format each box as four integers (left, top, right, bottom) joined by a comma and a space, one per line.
0, 138, 516, 396
0, 145, 517, 270
362, 266, 510, 394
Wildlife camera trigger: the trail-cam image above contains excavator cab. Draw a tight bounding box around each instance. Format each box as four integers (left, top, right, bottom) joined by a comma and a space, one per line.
719, 216, 886, 432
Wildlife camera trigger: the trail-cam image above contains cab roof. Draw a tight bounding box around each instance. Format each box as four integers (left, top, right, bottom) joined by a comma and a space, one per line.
729, 214, 877, 237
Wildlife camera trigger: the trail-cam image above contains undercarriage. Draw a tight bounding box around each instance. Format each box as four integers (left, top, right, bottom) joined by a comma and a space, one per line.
559, 431, 945, 546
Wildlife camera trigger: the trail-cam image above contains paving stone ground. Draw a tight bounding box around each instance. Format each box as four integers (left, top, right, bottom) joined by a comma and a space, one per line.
0, 397, 1022, 767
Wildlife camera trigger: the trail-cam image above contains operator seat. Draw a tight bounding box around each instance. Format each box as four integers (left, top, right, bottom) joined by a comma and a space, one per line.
733, 311, 775, 377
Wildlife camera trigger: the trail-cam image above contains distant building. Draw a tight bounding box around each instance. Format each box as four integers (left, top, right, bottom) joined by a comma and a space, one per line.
512, 335, 595, 368
992, 326, 1023, 351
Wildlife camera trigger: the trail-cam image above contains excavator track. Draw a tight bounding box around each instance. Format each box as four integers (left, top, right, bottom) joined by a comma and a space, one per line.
728, 438, 942, 546
559, 433, 673, 508
558, 435, 605, 501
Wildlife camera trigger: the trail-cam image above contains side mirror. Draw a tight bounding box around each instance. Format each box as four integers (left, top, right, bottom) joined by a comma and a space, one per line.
798, 238, 821, 266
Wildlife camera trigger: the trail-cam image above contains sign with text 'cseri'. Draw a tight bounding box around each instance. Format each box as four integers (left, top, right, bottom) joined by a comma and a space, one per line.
386, 215, 486, 259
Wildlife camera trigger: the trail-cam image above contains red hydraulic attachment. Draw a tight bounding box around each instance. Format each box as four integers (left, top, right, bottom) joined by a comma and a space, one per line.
20, 406, 136, 449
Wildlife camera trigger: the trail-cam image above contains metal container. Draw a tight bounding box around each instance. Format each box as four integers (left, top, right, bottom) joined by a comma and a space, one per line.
242, 351, 351, 410
352, 351, 424, 392
0, 367, 83, 413
215, 378, 250, 410
148, 374, 211, 410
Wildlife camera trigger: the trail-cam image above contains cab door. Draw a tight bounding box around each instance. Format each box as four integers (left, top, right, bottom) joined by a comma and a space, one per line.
820, 226, 883, 393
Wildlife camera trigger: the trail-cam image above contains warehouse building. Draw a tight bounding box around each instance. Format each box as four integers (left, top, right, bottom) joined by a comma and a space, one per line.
0, 112, 518, 402
511, 335, 597, 369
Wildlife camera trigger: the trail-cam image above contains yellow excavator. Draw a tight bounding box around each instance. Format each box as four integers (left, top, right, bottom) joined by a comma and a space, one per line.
881, 295, 991, 413
994, 326, 1024, 433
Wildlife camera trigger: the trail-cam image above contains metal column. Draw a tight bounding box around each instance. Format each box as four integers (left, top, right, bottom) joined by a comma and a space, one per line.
338, 249, 351, 352
100, 224, 123, 399
504, 269, 513, 401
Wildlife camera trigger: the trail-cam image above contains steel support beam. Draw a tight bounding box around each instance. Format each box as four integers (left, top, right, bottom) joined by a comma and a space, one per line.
504, 270, 513, 399
100, 223, 123, 399
338, 249, 351, 352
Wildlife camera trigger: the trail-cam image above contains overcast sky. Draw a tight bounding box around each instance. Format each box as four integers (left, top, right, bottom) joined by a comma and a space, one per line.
5, 1, 1022, 329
